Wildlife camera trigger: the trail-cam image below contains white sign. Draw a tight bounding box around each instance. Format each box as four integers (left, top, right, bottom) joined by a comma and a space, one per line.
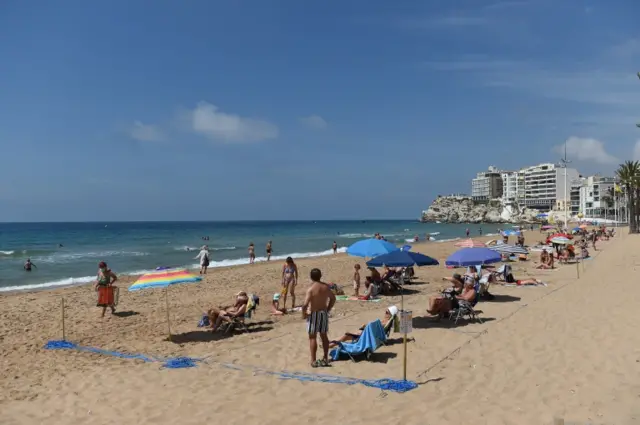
399, 310, 413, 334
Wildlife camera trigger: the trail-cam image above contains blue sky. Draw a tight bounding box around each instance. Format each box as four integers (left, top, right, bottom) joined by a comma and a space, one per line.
1, 0, 639, 222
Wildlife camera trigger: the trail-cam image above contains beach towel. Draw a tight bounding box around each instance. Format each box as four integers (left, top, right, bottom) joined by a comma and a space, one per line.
336, 295, 381, 303
502, 281, 548, 287
330, 319, 387, 361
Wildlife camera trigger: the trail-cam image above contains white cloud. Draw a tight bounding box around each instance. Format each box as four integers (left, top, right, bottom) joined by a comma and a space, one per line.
129, 121, 165, 142
188, 101, 278, 143
299, 114, 328, 130
553, 137, 618, 165
633, 140, 640, 161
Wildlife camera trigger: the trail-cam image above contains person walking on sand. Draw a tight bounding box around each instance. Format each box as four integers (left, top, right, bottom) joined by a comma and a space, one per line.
302, 268, 336, 368
194, 245, 210, 274
248, 243, 255, 264
332, 241, 338, 254
23, 258, 37, 272
95, 261, 117, 317
266, 240, 272, 261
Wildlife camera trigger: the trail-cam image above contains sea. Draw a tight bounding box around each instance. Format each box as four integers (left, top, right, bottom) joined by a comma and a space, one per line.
0, 220, 502, 292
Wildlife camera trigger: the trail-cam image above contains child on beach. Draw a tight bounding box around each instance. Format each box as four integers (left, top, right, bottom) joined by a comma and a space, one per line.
353, 264, 361, 296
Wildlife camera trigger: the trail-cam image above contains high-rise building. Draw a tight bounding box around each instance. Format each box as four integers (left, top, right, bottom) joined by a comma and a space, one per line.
520, 163, 579, 211
579, 175, 617, 218
501, 171, 519, 204
471, 166, 503, 201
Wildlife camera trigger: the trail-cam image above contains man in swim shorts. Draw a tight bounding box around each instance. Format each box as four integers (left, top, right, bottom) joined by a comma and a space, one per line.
302, 268, 336, 368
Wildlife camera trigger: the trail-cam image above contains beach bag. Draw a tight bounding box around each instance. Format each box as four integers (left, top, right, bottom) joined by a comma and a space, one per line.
197, 313, 210, 327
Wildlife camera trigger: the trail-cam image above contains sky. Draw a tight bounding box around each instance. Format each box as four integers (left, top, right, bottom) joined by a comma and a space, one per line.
1, 0, 639, 222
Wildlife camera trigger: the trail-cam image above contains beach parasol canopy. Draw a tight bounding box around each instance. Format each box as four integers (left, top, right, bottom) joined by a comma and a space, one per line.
489, 244, 529, 255
346, 238, 399, 258
551, 236, 573, 245
129, 268, 203, 340
502, 229, 521, 236
446, 247, 502, 267
366, 250, 439, 268
454, 239, 486, 248
541, 225, 555, 230
546, 233, 572, 244
579, 224, 588, 229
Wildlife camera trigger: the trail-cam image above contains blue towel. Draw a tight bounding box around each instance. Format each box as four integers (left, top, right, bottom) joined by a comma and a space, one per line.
330, 319, 387, 361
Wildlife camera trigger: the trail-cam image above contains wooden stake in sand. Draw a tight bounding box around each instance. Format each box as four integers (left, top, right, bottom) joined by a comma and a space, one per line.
576, 259, 580, 279
61, 297, 66, 341
165, 287, 172, 341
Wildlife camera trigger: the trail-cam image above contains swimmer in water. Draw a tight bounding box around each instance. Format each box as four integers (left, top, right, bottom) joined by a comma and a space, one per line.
24, 258, 37, 272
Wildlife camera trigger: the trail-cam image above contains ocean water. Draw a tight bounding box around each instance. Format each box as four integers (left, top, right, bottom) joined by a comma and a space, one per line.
0, 221, 500, 292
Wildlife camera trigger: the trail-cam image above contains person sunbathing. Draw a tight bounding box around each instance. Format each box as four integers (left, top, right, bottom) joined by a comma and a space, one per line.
207, 291, 249, 331
329, 306, 398, 348
427, 280, 476, 318
536, 249, 554, 269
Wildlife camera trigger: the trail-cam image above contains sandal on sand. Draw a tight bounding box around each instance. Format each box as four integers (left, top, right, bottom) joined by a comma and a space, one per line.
320, 359, 331, 367
311, 360, 322, 368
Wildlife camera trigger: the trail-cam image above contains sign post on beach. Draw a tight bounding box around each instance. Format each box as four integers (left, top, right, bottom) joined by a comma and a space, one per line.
576, 259, 580, 279
400, 310, 412, 380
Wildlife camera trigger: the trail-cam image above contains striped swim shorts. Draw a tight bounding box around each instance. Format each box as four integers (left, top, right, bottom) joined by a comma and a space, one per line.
307, 310, 329, 335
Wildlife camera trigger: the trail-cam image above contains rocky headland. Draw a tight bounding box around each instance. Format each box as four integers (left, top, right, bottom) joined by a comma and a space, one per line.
421, 196, 541, 224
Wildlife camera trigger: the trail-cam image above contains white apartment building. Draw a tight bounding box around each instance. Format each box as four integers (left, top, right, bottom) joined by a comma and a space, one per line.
471, 166, 503, 201
501, 171, 520, 204
520, 163, 579, 211
579, 176, 617, 218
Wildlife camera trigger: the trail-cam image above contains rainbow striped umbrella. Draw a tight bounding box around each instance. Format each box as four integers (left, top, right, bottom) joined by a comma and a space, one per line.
129, 268, 202, 340
129, 268, 202, 291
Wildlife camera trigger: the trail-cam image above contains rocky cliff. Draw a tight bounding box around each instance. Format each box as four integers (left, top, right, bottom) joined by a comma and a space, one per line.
421, 196, 540, 224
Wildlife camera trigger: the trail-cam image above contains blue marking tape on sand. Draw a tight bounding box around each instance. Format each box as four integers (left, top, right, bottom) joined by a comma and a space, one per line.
44, 340, 198, 369
44, 340, 418, 392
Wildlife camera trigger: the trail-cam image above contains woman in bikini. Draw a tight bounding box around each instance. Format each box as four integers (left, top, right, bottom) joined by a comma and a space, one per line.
95, 261, 118, 317
281, 256, 298, 311
248, 243, 255, 264
266, 240, 273, 261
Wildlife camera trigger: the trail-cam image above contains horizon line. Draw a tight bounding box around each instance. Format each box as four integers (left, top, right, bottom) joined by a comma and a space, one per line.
0, 218, 419, 224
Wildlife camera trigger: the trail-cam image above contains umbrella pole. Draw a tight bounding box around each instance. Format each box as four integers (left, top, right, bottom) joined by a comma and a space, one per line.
165, 287, 172, 341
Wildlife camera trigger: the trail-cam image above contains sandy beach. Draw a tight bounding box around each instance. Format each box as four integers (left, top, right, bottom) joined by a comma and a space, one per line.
2, 231, 639, 425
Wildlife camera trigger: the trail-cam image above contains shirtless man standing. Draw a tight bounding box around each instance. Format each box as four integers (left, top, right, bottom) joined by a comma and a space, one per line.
302, 268, 336, 368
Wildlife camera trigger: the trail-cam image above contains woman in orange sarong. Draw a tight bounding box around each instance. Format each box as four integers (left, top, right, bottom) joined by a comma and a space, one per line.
95, 261, 118, 317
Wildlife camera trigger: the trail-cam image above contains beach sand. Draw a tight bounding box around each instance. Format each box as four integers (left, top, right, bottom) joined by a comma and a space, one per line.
2, 231, 639, 424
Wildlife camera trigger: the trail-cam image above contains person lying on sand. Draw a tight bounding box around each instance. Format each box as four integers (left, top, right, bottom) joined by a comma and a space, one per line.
207, 291, 249, 331
329, 306, 398, 348
427, 279, 476, 318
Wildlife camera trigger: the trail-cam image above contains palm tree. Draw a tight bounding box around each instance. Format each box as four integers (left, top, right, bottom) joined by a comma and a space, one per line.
616, 160, 640, 233
601, 194, 612, 220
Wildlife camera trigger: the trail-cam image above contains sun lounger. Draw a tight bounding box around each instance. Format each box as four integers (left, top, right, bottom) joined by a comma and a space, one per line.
330, 319, 387, 362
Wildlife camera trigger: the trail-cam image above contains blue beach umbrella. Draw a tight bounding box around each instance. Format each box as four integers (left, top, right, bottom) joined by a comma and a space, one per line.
502, 229, 521, 236
366, 250, 439, 268
446, 247, 502, 267
401, 244, 412, 252
346, 238, 399, 258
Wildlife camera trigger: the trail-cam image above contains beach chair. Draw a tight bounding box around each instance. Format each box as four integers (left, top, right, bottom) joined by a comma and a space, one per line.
449, 284, 483, 325
219, 294, 259, 334
330, 319, 387, 362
